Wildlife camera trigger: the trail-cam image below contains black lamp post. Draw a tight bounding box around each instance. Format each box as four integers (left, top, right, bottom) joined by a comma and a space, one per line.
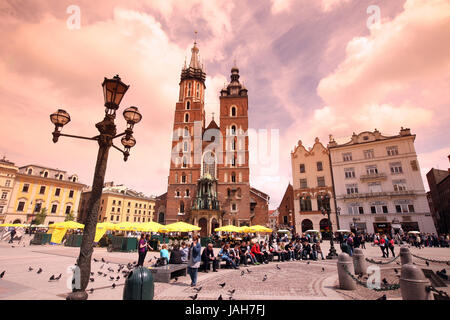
50, 75, 142, 300
320, 194, 338, 259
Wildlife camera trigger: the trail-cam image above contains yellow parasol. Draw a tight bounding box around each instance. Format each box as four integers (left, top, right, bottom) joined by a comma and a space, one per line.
138, 221, 163, 232
240, 225, 273, 233
96, 222, 116, 230
214, 225, 241, 232
162, 221, 201, 233
48, 221, 85, 229
0, 223, 16, 227
113, 221, 139, 232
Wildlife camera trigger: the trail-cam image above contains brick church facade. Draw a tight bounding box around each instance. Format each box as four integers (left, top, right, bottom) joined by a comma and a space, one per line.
158, 41, 269, 236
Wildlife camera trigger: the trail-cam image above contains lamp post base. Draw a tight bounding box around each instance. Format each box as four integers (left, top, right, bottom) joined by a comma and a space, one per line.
326, 246, 339, 259
66, 290, 88, 300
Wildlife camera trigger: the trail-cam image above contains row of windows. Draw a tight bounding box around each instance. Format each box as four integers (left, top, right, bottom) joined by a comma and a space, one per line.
342, 146, 399, 162
299, 196, 330, 212
346, 204, 415, 215
299, 161, 323, 173
106, 215, 152, 222
101, 199, 153, 210
344, 163, 404, 178
21, 184, 74, 198
345, 180, 408, 194
16, 201, 72, 214
299, 177, 326, 188
25, 168, 78, 182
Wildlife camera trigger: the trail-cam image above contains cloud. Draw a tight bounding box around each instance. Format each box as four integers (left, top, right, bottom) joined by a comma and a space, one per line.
315, 0, 450, 145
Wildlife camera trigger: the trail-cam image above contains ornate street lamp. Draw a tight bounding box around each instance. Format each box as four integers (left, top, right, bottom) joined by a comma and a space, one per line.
320, 194, 338, 259
50, 75, 142, 300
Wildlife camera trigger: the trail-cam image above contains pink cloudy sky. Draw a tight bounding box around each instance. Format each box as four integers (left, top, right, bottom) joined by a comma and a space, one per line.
0, 0, 449, 209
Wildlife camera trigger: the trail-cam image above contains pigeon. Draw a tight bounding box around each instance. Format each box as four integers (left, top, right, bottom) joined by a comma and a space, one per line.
382, 278, 388, 285
0, 271, 5, 279
112, 283, 116, 289
108, 268, 114, 272
246, 269, 252, 273
49, 275, 56, 281
413, 262, 416, 265
90, 272, 94, 276
89, 288, 94, 294
55, 274, 62, 280
377, 294, 387, 300
189, 293, 198, 300
174, 277, 178, 282
262, 275, 267, 282
101, 258, 105, 263
109, 276, 115, 281
37, 268, 42, 274
228, 289, 235, 295
90, 278, 95, 282
436, 271, 448, 281
100, 264, 104, 269
441, 269, 446, 274
93, 258, 98, 262
116, 276, 120, 281
276, 264, 281, 270
426, 261, 430, 266
218, 295, 223, 300
193, 286, 202, 292
98, 272, 103, 276
28, 267, 33, 272
103, 274, 107, 277
219, 282, 226, 288
307, 261, 310, 265
241, 271, 245, 276
11, 246, 15, 248
148, 257, 153, 262
322, 267, 325, 272
394, 269, 398, 274
229, 297, 234, 300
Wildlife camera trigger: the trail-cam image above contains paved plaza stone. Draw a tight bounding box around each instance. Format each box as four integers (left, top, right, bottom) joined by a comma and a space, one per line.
0, 236, 449, 300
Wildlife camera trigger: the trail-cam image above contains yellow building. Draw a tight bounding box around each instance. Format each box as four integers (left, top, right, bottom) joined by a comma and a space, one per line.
0, 157, 19, 224
78, 183, 156, 224
3, 163, 85, 225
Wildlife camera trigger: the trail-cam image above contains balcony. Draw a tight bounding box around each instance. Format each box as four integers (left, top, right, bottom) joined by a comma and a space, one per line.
338, 190, 416, 200
360, 173, 387, 182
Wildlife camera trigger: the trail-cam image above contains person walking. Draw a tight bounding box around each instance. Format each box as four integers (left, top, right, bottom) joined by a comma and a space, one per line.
187, 235, 201, 287
137, 233, 147, 266
361, 234, 366, 249
388, 236, 395, 257
379, 235, 387, 258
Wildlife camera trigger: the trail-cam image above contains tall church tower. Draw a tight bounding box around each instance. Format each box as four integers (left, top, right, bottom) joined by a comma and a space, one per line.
166, 41, 206, 223
217, 65, 251, 226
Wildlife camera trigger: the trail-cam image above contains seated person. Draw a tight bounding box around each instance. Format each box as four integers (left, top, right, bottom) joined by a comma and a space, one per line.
260, 242, 270, 264
294, 241, 303, 260
251, 240, 266, 264
239, 241, 256, 265
272, 242, 284, 262
279, 242, 289, 261
169, 244, 183, 264
201, 243, 218, 272
219, 244, 238, 269
302, 241, 312, 260
284, 241, 295, 261
159, 244, 169, 265
229, 244, 241, 267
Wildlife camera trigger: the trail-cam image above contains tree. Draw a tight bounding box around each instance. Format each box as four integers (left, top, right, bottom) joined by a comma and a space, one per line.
34, 207, 48, 225
65, 210, 75, 222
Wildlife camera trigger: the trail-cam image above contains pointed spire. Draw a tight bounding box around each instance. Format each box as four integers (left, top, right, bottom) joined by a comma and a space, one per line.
189, 31, 201, 69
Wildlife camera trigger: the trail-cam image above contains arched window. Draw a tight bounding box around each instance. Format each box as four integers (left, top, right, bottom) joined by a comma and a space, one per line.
72, 177, 77, 182
181, 173, 186, 183
182, 156, 187, 168
176, 190, 180, 197
59, 174, 63, 180
184, 126, 189, 137
188, 82, 192, 96
196, 83, 200, 98
179, 201, 185, 213
231, 106, 237, 117
186, 101, 190, 110
183, 141, 188, 152
232, 138, 236, 151
27, 168, 32, 175
184, 113, 189, 123
231, 125, 236, 135
231, 172, 236, 183
43, 171, 48, 178
185, 189, 190, 197
231, 156, 236, 167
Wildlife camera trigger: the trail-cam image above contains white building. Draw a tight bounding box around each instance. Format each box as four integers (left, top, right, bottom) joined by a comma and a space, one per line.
328, 128, 436, 235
